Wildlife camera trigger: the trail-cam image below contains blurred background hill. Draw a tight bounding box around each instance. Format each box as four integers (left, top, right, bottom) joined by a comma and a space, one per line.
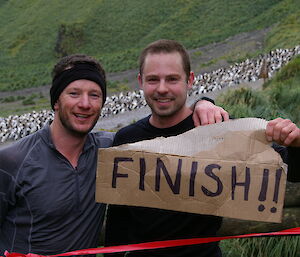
0, 0, 299, 92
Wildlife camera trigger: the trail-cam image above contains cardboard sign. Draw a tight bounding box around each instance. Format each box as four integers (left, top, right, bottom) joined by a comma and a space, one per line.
96, 118, 287, 223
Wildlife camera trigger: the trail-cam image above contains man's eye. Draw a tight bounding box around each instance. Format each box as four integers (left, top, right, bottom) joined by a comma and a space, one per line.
91, 93, 100, 98
69, 92, 79, 96
168, 77, 179, 82
147, 78, 158, 82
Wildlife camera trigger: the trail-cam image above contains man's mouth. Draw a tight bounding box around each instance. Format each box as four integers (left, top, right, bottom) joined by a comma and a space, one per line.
157, 99, 171, 102
75, 114, 91, 119
155, 97, 174, 103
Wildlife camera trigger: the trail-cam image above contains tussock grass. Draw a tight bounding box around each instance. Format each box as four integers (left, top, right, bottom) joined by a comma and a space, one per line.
218, 56, 300, 126
221, 236, 300, 257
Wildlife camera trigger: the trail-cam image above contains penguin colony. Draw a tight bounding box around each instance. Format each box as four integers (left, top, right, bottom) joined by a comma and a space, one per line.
1, 45, 299, 143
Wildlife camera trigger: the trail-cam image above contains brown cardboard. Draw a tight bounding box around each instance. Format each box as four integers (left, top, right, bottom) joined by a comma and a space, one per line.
96, 118, 287, 223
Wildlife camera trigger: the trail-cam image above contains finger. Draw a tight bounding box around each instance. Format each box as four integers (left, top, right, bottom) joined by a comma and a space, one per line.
266, 118, 283, 141
283, 130, 296, 146
221, 110, 229, 121
192, 111, 201, 127
273, 119, 291, 141
214, 111, 223, 123
199, 112, 209, 126
283, 125, 299, 146
265, 123, 274, 142
207, 111, 215, 124
267, 117, 283, 130
280, 122, 296, 142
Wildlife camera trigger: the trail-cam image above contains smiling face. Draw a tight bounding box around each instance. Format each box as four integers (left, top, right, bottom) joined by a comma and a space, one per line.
139, 52, 194, 127
54, 79, 102, 136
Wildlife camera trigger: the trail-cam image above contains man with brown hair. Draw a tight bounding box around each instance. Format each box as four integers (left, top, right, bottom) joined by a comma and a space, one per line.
104, 39, 300, 257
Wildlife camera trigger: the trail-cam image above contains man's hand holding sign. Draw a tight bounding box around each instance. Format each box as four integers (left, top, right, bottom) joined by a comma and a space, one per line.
266, 117, 300, 147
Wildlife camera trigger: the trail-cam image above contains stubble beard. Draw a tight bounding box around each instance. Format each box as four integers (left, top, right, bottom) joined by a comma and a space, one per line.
59, 111, 100, 138
146, 95, 187, 119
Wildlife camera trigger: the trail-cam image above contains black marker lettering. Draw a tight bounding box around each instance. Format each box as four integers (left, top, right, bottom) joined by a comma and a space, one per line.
112, 157, 133, 188
189, 161, 198, 196
258, 169, 269, 212
202, 164, 223, 197
231, 166, 250, 201
155, 158, 182, 194
139, 158, 146, 191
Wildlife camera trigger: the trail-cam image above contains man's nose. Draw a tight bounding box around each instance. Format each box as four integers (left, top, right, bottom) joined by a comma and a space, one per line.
78, 94, 91, 108
157, 80, 168, 94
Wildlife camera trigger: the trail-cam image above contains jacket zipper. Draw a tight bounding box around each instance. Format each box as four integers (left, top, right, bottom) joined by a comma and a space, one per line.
54, 148, 82, 213
74, 167, 82, 212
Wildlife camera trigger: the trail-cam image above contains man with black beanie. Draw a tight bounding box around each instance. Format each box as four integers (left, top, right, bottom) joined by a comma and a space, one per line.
0, 54, 114, 255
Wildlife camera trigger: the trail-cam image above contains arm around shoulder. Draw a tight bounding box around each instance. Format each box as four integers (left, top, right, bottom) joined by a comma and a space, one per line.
192, 97, 229, 126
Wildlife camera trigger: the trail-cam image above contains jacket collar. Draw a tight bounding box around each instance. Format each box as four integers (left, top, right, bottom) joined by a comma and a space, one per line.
39, 122, 96, 153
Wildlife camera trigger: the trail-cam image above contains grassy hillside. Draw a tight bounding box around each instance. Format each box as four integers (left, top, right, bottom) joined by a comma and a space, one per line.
265, 11, 300, 51
0, 0, 300, 92
217, 55, 300, 126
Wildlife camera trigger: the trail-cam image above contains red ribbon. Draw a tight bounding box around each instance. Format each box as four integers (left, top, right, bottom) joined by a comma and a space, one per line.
3, 227, 300, 257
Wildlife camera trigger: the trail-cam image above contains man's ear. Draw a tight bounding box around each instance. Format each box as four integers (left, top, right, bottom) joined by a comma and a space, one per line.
54, 101, 59, 111
138, 73, 143, 89
187, 71, 195, 89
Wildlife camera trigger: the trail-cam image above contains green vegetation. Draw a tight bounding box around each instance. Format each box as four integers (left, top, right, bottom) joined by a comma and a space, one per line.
200, 58, 218, 68
107, 80, 131, 94
222, 42, 263, 64
221, 236, 300, 257
265, 11, 300, 51
2, 95, 17, 103
217, 55, 300, 126
21, 93, 42, 106
191, 50, 203, 59
1, 0, 300, 92
0, 92, 49, 117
